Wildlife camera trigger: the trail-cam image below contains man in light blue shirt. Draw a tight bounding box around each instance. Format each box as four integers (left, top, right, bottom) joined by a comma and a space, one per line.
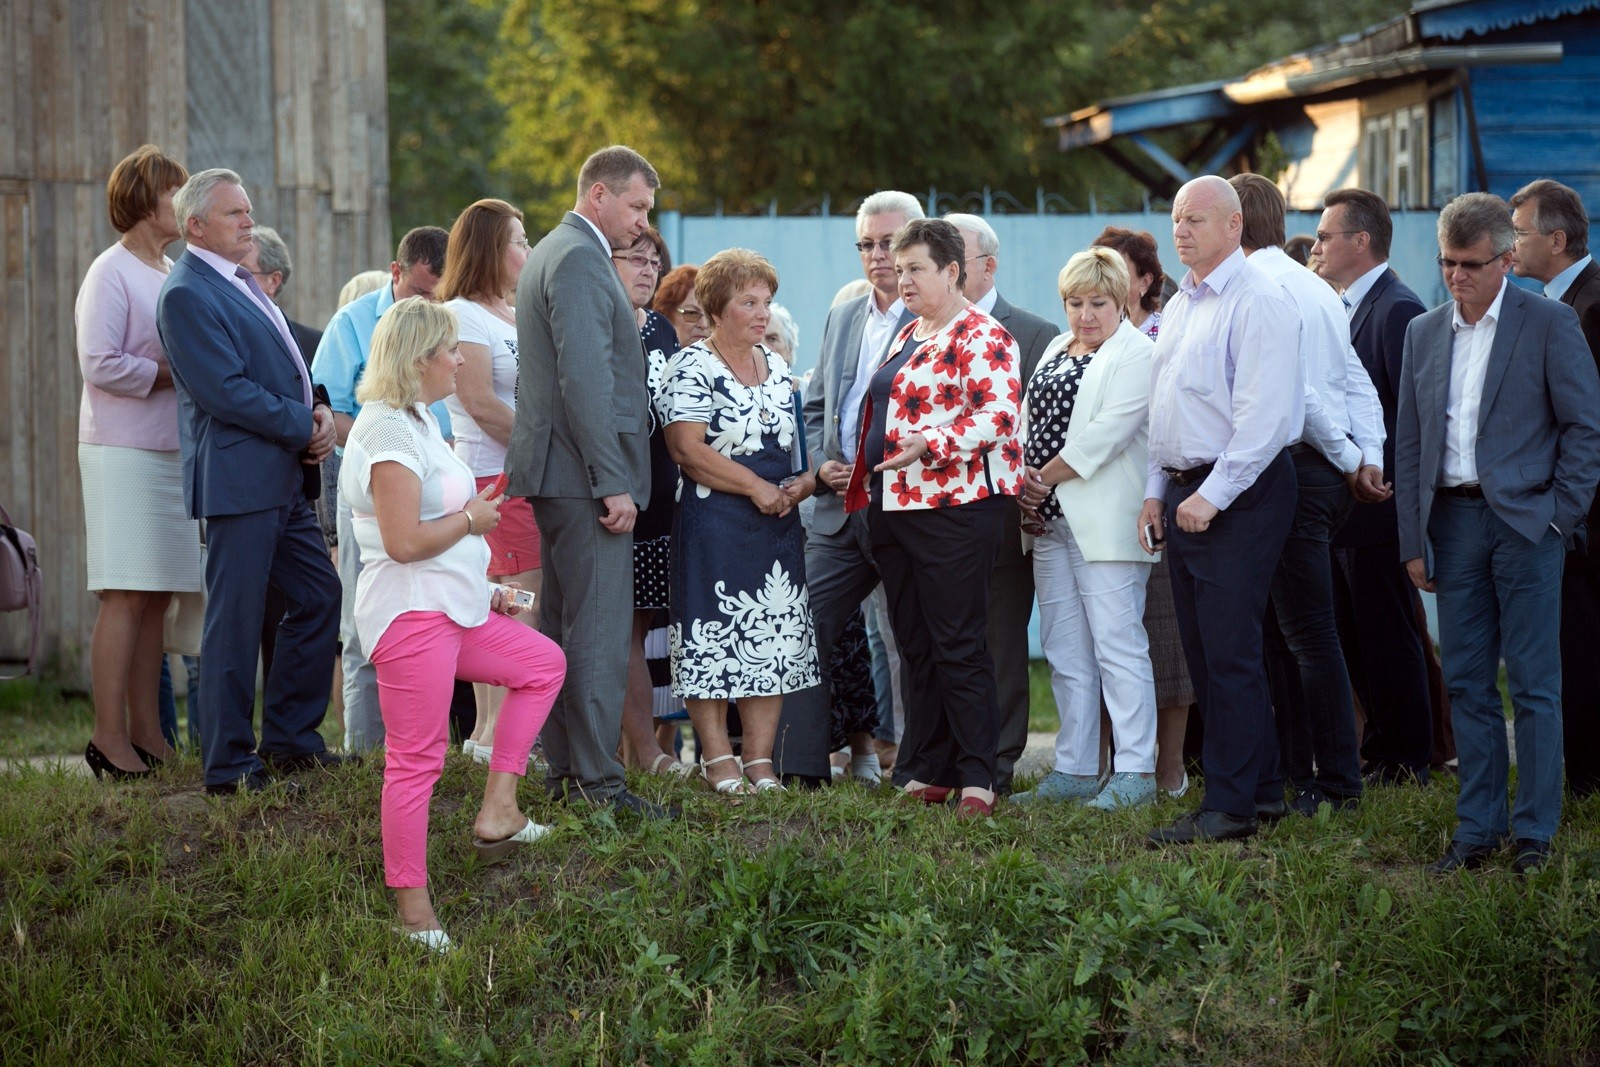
311, 226, 449, 752
1139, 175, 1304, 845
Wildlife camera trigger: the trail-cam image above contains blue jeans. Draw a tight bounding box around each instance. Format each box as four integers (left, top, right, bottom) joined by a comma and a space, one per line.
1429, 495, 1565, 845
1265, 448, 1361, 797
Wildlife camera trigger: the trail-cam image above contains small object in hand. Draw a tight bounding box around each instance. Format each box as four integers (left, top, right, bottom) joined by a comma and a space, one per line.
778, 475, 798, 491
487, 472, 510, 498
492, 583, 536, 610
1143, 521, 1164, 548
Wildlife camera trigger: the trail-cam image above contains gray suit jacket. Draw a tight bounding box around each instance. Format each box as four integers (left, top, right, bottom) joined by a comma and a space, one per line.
1395, 281, 1600, 570
801, 293, 914, 535
991, 291, 1057, 388
509, 212, 650, 502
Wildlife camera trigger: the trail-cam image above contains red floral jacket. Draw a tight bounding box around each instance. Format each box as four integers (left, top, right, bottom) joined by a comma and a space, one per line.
844, 305, 1024, 512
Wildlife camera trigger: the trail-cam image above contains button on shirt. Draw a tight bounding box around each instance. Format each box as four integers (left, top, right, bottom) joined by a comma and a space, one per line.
1441, 277, 1507, 486
839, 295, 906, 463
1146, 247, 1305, 509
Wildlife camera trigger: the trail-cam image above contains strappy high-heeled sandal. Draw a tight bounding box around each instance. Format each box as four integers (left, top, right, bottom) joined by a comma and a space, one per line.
651, 752, 694, 777
743, 757, 785, 793
701, 753, 752, 795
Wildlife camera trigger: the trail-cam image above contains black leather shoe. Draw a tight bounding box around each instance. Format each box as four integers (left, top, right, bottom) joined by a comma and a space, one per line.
608, 788, 679, 820
1290, 787, 1361, 817
1147, 809, 1257, 845
260, 750, 359, 775
1255, 799, 1290, 822
1364, 763, 1429, 788
205, 769, 304, 796
1511, 839, 1551, 875
1426, 840, 1498, 874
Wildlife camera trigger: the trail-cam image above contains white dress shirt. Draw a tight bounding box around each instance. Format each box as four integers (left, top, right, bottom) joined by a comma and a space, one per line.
1441, 277, 1508, 486
1252, 246, 1384, 473
1548, 254, 1594, 301
839, 295, 906, 462
1146, 247, 1305, 509
972, 285, 999, 316
575, 211, 609, 252
1341, 261, 1390, 314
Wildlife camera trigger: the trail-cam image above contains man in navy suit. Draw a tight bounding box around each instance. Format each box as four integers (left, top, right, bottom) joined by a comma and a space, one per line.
1511, 178, 1600, 799
158, 169, 341, 794
1314, 188, 1434, 787
1396, 192, 1600, 873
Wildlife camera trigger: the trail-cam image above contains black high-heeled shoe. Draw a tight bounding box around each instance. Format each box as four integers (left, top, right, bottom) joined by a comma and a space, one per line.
130, 742, 164, 768
84, 741, 152, 781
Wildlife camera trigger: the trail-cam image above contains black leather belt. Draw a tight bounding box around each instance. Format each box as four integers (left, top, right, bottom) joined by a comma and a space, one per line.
1164, 463, 1215, 488
1288, 441, 1319, 457
1438, 483, 1485, 499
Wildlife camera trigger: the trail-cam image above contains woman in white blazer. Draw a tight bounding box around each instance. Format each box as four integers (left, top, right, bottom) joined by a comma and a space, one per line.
1013, 248, 1159, 810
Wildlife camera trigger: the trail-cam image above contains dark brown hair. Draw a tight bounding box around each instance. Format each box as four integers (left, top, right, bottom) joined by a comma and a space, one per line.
107, 145, 189, 234
1229, 173, 1287, 251
1323, 188, 1393, 260
890, 217, 968, 289
1091, 226, 1166, 314
437, 199, 523, 303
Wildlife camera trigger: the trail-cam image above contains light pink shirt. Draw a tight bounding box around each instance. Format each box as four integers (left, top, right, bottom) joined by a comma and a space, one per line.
188, 244, 313, 405
76, 243, 179, 450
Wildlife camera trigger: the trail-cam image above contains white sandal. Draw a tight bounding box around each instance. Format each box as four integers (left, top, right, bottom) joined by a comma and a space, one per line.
650, 752, 694, 778
701, 753, 752, 795
744, 757, 785, 793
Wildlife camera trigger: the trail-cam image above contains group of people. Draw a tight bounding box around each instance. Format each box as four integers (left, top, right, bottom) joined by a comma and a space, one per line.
72, 137, 1600, 949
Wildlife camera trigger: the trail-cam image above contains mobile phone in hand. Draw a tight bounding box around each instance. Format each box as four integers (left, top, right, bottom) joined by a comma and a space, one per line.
487, 472, 510, 498
491, 583, 535, 609
1143, 522, 1164, 549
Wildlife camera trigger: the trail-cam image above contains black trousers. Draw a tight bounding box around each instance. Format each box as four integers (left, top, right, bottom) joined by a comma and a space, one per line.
1561, 562, 1600, 796
872, 500, 1006, 791
1165, 451, 1296, 819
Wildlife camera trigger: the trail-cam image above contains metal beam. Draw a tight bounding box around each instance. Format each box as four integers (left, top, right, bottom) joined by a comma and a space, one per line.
1200, 120, 1261, 175
1097, 142, 1181, 202
1127, 134, 1195, 188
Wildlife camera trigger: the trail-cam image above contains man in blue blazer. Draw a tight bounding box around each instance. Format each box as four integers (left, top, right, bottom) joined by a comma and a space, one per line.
158, 169, 341, 795
1395, 192, 1600, 874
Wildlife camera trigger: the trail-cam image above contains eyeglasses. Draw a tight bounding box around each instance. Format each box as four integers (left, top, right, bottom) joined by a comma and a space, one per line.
511, 237, 531, 249
854, 238, 894, 254
1513, 229, 1552, 240
1436, 253, 1506, 272
1314, 230, 1361, 243
248, 269, 274, 280
612, 252, 662, 272
677, 307, 706, 323
964, 254, 992, 265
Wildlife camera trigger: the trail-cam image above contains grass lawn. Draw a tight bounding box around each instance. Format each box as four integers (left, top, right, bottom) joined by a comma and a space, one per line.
3, 680, 1596, 1064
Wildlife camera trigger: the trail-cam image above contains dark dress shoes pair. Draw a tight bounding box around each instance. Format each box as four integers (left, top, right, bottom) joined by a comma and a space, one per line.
204, 769, 304, 796
1147, 809, 1258, 845
1427, 838, 1551, 875
259, 750, 359, 774
1288, 786, 1361, 817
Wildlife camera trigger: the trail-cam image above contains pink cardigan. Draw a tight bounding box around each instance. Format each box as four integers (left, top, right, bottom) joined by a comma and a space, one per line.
76, 243, 179, 451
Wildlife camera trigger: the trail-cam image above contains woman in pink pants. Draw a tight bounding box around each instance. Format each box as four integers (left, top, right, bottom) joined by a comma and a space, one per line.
340, 297, 567, 953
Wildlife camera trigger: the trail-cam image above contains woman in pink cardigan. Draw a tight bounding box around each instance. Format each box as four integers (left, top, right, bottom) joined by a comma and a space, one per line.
76, 145, 203, 780
843, 217, 1024, 817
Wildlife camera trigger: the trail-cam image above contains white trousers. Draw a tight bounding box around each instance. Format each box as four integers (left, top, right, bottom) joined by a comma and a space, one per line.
1033, 523, 1156, 775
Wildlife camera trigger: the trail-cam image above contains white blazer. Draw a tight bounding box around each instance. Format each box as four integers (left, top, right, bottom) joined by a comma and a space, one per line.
1020, 318, 1154, 562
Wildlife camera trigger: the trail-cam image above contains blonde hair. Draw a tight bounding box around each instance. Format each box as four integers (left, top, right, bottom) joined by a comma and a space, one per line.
1057, 247, 1131, 311
338, 269, 389, 308
356, 298, 458, 410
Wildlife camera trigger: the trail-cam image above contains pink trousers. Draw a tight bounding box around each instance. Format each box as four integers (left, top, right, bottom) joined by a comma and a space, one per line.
370, 610, 566, 887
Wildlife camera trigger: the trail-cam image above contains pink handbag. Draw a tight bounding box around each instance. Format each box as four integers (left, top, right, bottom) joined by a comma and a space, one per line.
0, 502, 42, 678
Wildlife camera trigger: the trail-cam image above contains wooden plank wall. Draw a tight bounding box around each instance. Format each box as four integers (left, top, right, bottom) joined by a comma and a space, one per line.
0, 0, 391, 684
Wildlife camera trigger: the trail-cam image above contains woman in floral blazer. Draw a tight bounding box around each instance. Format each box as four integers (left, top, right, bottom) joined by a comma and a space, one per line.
843, 217, 1023, 817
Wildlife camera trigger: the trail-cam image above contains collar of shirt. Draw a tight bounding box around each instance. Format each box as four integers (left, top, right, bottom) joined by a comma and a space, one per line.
1547, 254, 1594, 301
1179, 246, 1247, 300
866, 295, 906, 325
574, 211, 609, 254
188, 244, 247, 282
973, 287, 999, 316
1342, 261, 1390, 312
1452, 276, 1508, 333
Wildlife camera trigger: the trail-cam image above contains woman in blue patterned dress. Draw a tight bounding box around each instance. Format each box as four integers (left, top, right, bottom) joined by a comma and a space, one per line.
660, 249, 820, 795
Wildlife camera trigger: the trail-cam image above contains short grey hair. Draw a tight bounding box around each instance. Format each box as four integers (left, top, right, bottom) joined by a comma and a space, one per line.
1439, 192, 1515, 257
251, 225, 292, 286
173, 168, 242, 229
943, 213, 999, 257
856, 190, 924, 236
1510, 179, 1589, 259
768, 302, 799, 358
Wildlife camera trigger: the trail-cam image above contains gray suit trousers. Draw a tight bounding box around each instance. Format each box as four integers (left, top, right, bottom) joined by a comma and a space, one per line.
531, 495, 632, 799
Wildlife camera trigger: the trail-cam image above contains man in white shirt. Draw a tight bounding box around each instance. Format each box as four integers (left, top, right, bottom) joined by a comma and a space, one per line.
1395, 192, 1600, 874
1139, 175, 1304, 844
1510, 178, 1600, 799
1229, 174, 1386, 817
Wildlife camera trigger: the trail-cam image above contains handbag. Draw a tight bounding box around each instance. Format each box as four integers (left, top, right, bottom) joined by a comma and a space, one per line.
0, 502, 43, 679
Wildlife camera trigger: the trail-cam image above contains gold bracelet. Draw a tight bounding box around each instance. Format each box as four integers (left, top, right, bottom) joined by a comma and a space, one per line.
463, 510, 476, 536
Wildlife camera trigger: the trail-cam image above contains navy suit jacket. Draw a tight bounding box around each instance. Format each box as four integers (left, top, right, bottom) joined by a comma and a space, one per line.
1335, 268, 1427, 549
157, 249, 318, 518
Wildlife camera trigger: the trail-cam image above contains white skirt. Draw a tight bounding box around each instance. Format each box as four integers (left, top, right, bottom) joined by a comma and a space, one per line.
79, 442, 203, 593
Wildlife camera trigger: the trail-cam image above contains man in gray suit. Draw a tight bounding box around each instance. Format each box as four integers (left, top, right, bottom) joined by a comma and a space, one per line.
797, 190, 922, 782
944, 213, 1057, 792
1396, 192, 1600, 874
510, 145, 668, 817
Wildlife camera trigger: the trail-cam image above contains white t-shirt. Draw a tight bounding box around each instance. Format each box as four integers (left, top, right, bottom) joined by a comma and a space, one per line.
443, 298, 520, 476
340, 402, 493, 652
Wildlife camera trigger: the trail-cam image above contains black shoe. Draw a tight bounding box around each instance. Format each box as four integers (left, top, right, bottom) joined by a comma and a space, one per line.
260, 750, 359, 775
84, 741, 152, 781
608, 787, 679, 820
205, 769, 304, 796
1147, 809, 1257, 845
1256, 799, 1290, 822
1289, 786, 1360, 817
1426, 840, 1498, 874
1511, 839, 1551, 875
130, 743, 165, 768
1364, 763, 1429, 788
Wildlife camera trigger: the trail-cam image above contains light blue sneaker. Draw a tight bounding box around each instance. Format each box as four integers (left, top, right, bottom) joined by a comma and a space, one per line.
1011, 771, 1101, 806
1084, 772, 1158, 811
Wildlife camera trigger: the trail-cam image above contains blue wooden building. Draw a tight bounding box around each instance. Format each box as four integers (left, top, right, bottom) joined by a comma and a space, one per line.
1047, 0, 1600, 210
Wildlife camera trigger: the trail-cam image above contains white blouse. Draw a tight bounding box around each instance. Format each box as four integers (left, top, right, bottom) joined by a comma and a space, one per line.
442, 298, 520, 476
340, 402, 493, 651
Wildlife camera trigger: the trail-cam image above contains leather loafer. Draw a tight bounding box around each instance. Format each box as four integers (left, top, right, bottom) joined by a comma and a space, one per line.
1147, 809, 1257, 845
1255, 799, 1290, 822
608, 787, 679, 820
1289, 787, 1360, 817
205, 769, 303, 796
1511, 839, 1551, 875
261, 750, 359, 775
1427, 840, 1498, 874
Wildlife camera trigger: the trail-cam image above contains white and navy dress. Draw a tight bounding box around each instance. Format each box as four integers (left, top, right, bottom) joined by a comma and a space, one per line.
1023, 353, 1094, 524
658, 342, 819, 699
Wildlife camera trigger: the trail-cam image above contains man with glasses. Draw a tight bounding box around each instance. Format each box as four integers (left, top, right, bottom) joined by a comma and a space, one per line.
943, 213, 1056, 794
1314, 188, 1435, 789
1510, 179, 1600, 798
1395, 192, 1600, 874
